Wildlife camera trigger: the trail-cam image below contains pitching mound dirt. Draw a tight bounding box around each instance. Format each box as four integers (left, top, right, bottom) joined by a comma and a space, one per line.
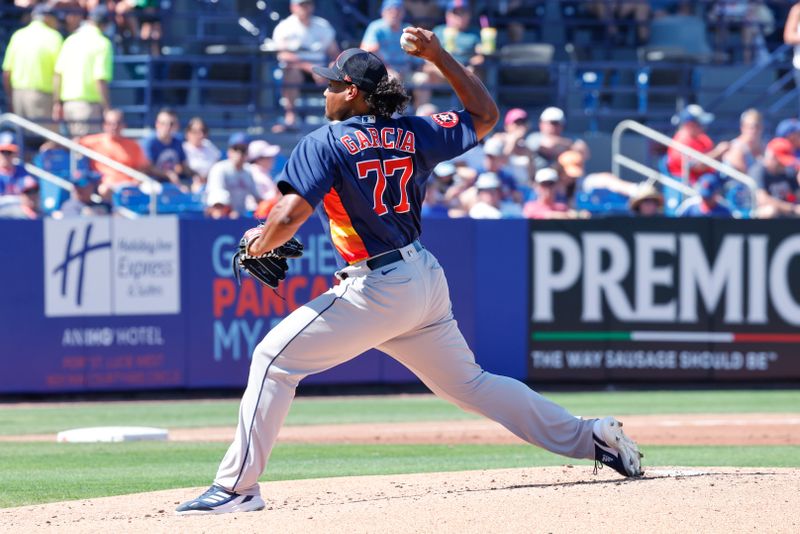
2, 467, 798, 533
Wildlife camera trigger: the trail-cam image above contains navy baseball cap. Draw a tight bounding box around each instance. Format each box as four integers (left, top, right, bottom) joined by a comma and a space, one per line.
312, 49, 388, 93
696, 173, 723, 198
72, 171, 101, 188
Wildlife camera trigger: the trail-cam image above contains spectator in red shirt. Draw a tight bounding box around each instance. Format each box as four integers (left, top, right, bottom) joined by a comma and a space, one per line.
667, 104, 730, 184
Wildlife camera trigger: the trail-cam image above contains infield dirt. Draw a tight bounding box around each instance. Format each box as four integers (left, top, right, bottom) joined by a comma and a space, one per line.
2, 466, 798, 533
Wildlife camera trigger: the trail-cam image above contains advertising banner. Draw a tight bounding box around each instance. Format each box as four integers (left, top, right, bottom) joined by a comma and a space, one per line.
1, 217, 482, 394
43, 216, 181, 317
1, 217, 185, 393
182, 218, 419, 389
528, 218, 800, 382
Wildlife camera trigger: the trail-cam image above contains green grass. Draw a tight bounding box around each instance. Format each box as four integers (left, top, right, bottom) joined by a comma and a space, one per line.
0, 390, 797, 436
2, 441, 798, 508
0, 389, 797, 508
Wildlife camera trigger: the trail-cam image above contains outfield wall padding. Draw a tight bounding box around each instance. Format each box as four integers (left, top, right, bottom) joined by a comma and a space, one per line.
1, 217, 798, 394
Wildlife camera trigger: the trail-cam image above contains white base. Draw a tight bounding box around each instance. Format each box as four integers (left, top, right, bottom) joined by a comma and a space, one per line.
56, 426, 168, 443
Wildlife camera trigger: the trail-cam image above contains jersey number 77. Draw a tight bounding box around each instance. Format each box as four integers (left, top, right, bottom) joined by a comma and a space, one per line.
356, 156, 414, 216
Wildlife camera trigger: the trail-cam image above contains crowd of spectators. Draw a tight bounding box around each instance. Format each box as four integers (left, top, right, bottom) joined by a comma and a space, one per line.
2, 1, 800, 221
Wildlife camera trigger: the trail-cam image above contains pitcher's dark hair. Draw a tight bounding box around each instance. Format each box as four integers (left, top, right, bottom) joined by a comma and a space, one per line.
364, 76, 411, 118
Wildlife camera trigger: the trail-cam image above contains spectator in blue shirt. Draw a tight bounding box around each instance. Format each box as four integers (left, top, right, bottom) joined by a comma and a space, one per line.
433, 0, 481, 66
412, 0, 483, 108
360, 0, 417, 80
676, 173, 733, 218
0, 132, 31, 196
141, 108, 191, 190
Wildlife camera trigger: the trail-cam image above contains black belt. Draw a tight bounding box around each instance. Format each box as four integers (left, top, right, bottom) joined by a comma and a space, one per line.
366, 241, 423, 270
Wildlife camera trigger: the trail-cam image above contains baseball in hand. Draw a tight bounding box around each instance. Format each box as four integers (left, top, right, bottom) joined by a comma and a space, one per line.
400, 32, 418, 53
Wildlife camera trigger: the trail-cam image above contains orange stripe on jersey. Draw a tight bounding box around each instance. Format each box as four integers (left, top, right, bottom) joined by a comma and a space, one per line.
322, 188, 369, 264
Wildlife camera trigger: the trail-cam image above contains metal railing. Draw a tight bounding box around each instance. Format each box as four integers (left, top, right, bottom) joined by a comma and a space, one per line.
611, 119, 758, 216
0, 113, 158, 215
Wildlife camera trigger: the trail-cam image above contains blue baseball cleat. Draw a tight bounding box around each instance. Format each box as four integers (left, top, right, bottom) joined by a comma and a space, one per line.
175, 484, 265, 515
593, 417, 644, 477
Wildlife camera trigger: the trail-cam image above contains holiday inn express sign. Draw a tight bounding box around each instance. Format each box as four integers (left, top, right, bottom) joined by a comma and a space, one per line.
528, 219, 800, 382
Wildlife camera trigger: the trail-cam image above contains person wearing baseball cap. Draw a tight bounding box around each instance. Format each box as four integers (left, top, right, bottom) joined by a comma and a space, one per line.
0, 132, 31, 196
494, 108, 536, 191
205, 132, 261, 215
0, 131, 19, 155
774, 118, 800, 157
747, 137, 800, 218
525, 106, 590, 171
675, 172, 732, 218
411, 0, 481, 108
474, 135, 521, 204
204, 188, 235, 220
177, 17, 643, 517
14, 175, 41, 219
360, 0, 415, 80
270, 0, 340, 132
312, 48, 389, 95
522, 167, 572, 219
1, 3, 62, 133
247, 140, 281, 202
435, 0, 480, 66
53, 5, 114, 137
468, 171, 503, 219
53, 170, 110, 218
666, 104, 730, 184
504, 108, 528, 129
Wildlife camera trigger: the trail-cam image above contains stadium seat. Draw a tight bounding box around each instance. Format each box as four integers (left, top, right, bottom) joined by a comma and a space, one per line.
33, 149, 98, 214
113, 183, 205, 217
39, 178, 69, 214
113, 185, 151, 213
496, 43, 555, 107
639, 15, 715, 63
576, 189, 630, 216
723, 180, 754, 219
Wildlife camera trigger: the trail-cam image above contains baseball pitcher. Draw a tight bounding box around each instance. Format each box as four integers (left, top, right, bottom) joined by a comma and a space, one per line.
177, 26, 642, 515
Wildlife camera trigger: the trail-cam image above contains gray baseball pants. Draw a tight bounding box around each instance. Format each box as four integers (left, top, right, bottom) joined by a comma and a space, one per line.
214, 243, 597, 495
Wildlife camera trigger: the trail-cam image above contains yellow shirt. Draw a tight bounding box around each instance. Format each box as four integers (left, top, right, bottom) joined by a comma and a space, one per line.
54, 24, 113, 103
1, 20, 63, 93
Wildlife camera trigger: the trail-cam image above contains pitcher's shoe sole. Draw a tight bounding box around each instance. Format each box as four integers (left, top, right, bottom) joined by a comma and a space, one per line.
593, 416, 644, 477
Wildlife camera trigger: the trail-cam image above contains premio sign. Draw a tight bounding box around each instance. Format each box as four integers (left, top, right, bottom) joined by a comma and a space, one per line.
44, 216, 181, 317
528, 218, 800, 382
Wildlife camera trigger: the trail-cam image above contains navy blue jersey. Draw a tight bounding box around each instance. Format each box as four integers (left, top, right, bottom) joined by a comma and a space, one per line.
277, 110, 477, 264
